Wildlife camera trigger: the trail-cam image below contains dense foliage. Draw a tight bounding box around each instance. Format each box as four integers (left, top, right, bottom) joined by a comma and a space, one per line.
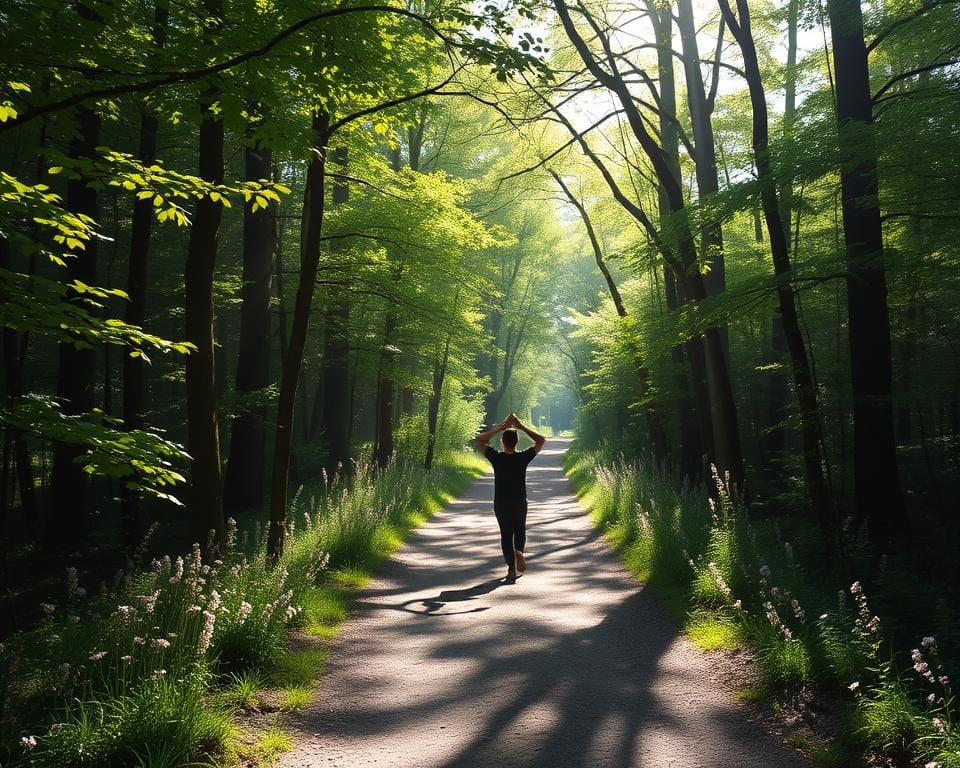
537, 0, 960, 764
2, 0, 959, 764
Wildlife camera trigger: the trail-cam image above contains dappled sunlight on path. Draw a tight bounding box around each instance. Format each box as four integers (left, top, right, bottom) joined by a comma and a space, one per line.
282, 441, 810, 767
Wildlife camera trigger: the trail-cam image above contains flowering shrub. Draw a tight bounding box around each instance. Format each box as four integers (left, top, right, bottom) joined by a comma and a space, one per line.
0, 524, 323, 766
568, 444, 960, 767
0, 450, 482, 766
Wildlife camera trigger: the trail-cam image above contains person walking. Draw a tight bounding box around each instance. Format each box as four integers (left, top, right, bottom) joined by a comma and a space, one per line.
476, 413, 546, 580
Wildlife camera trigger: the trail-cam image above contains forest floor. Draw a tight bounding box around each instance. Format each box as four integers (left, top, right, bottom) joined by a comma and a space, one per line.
279, 440, 814, 768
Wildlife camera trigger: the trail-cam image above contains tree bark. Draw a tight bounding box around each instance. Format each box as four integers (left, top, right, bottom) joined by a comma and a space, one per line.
318, 147, 351, 475
825, 0, 907, 542
121, 1, 168, 545
764, 0, 798, 482
373, 312, 397, 467
185, 0, 226, 551
267, 112, 330, 559
224, 138, 274, 514
676, 0, 726, 303
720, 0, 833, 532
648, 1, 708, 480
424, 335, 450, 470
48, 102, 101, 552
1, 241, 36, 596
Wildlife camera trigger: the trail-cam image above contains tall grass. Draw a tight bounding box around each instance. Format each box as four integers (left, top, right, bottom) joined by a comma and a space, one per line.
567, 443, 959, 766
0, 451, 484, 767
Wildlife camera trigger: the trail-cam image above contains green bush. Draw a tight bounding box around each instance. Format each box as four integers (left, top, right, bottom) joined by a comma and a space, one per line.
568, 442, 960, 767
1, 451, 483, 766
858, 680, 924, 756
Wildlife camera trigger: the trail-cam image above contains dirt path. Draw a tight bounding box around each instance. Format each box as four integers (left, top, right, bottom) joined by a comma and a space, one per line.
282, 440, 810, 767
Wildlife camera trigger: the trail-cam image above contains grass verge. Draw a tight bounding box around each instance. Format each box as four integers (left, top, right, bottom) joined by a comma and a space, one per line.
565, 443, 959, 768
0, 451, 485, 767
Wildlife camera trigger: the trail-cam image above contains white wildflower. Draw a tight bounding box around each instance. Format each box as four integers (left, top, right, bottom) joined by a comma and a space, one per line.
170, 556, 184, 585
199, 610, 216, 654
791, 599, 805, 623
138, 591, 159, 613
89, 651, 107, 662
20, 736, 37, 750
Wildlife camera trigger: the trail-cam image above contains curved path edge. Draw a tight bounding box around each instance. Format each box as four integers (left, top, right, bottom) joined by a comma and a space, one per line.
281, 440, 812, 768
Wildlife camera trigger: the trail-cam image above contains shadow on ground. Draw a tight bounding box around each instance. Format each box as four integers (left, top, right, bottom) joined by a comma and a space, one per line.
282, 441, 809, 768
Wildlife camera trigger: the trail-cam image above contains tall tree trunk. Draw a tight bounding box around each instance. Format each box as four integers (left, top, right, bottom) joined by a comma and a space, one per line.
0, 239, 37, 537
764, 0, 799, 474
648, 0, 708, 479
318, 147, 351, 475
720, 0, 833, 532
424, 335, 450, 470
185, 0, 226, 550
676, 0, 727, 305
224, 138, 274, 514
267, 112, 330, 559
121, 1, 167, 545
48, 102, 100, 552
825, 0, 906, 543
373, 312, 397, 467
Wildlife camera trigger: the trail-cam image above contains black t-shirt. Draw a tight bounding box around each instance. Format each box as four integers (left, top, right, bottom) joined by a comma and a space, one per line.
484, 445, 537, 504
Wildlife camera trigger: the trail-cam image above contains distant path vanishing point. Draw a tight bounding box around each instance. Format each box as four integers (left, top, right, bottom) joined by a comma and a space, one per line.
282, 439, 811, 768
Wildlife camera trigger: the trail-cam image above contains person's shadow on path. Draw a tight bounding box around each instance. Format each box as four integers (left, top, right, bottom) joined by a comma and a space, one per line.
400, 578, 509, 615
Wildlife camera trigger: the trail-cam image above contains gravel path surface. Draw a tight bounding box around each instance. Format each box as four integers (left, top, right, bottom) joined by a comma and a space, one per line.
281, 440, 811, 768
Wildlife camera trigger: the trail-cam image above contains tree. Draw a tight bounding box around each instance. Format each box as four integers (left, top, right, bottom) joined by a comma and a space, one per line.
825, 0, 906, 543
224, 130, 275, 514
183, 0, 228, 551
121, 0, 168, 543
718, 0, 833, 534
548, 0, 746, 489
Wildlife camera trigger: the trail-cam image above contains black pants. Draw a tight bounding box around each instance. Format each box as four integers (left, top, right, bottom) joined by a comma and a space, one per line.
494, 501, 527, 566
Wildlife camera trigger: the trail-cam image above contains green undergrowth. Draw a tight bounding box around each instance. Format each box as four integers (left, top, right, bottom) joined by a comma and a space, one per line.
566, 443, 960, 767
0, 451, 485, 767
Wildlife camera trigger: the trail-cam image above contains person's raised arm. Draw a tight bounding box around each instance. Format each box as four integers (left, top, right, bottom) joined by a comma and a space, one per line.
512, 413, 546, 454
477, 414, 515, 453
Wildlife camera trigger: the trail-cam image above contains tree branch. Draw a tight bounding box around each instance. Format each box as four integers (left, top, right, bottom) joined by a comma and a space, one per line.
867, 0, 958, 54
2, 5, 452, 133
872, 58, 960, 103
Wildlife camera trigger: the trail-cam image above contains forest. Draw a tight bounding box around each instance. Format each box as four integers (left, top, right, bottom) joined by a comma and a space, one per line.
1, 0, 958, 765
